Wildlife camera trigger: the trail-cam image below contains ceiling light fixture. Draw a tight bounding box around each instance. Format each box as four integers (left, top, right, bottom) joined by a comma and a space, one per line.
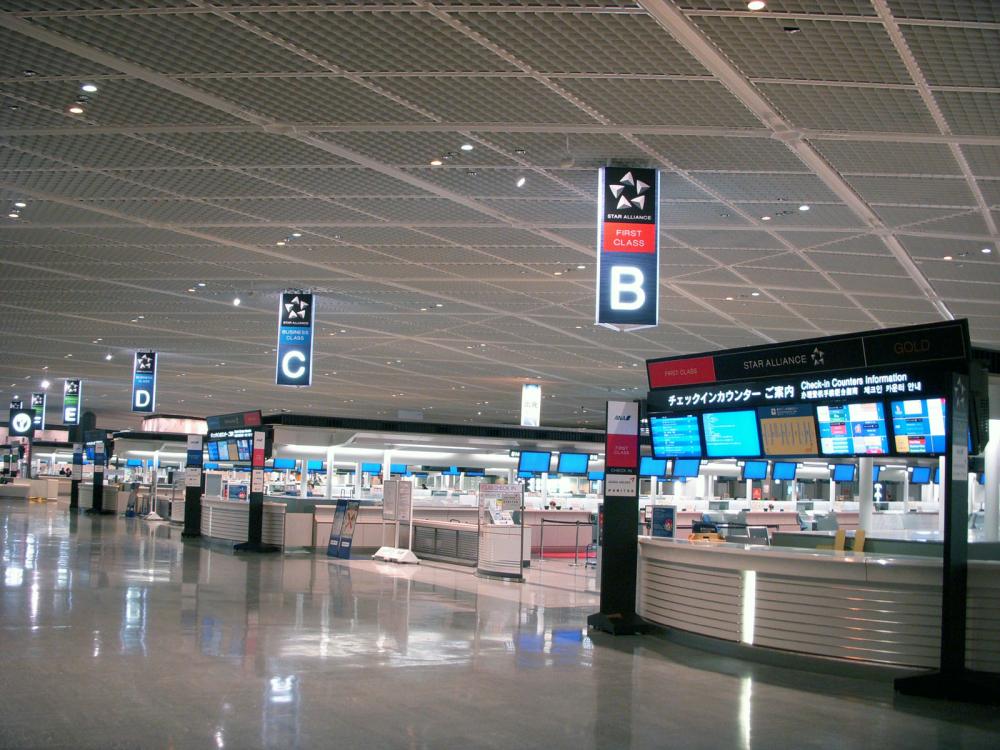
943, 255, 953, 261
982, 247, 993, 254
68, 104, 84, 114
40, 379, 50, 390
105, 354, 113, 361
516, 177, 526, 188
751, 291, 761, 297
554, 271, 562, 276
233, 297, 241, 306
460, 143, 474, 151
80, 83, 98, 93
291, 232, 302, 238
798, 204, 810, 211
187, 287, 196, 292
13, 201, 26, 208
577, 265, 586, 270
7, 212, 18, 219
434, 304, 443, 308
430, 159, 443, 166
747, 1, 766, 10
276, 240, 285, 246
760, 215, 772, 221
197, 282, 206, 287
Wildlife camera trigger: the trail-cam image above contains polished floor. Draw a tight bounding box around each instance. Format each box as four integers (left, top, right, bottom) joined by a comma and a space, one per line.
1, 500, 998, 750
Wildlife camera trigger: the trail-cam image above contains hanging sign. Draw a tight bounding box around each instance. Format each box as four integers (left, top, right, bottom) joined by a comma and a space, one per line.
275, 291, 314, 386
596, 167, 659, 330
520, 383, 541, 427
131, 351, 157, 413
9, 398, 22, 410
30, 392, 46, 430
8, 408, 34, 438
62, 379, 82, 425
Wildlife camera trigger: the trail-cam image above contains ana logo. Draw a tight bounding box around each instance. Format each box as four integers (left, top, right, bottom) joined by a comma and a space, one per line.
608, 171, 651, 212
811, 347, 825, 367
283, 295, 309, 322
11, 413, 32, 433
136, 353, 154, 372
614, 414, 632, 421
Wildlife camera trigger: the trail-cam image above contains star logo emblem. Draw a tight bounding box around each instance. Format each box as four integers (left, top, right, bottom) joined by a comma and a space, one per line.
608, 171, 651, 211
137, 353, 153, 371
284, 295, 309, 321
811, 347, 824, 366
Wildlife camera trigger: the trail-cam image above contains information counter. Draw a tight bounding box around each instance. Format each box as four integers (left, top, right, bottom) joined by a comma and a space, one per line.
637, 536, 1000, 672
200, 498, 286, 547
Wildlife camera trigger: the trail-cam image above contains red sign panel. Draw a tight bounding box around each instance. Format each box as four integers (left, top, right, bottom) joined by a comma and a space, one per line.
601, 222, 656, 254
647, 356, 717, 388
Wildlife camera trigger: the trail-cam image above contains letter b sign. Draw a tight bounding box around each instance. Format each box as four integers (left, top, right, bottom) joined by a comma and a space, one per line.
597, 254, 657, 327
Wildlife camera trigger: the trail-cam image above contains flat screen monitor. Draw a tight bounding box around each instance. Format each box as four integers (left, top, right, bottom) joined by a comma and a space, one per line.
557, 453, 589, 475
390, 463, 407, 474
910, 466, 931, 484
517, 470, 533, 479
816, 402, 888, 456
442, 466, 460, 476
465, 469, 485, 477
639, 456, 667, 477
978, 472, 985, 486
236, 439, 250, 462
741, 460, 768, 480
360, 462, 382, 474
672, 458, 701, 478
126, 458, 142, 467
933, 466, 940, 483
872, 465, 881, 483
702, 409, 761, 458
588, 471, 604, 481
891, 398, 947, 455
832, 464, 856, 483
648, 414, 702, 458
756, 404, 819, 457
772, 461, 797, 481
272, 458, 296, 470
518, 451, 551, 474
207, 441, 219, 461
216, 441, 231, 462
307, 459, 324, 471
204, 462, 219, 470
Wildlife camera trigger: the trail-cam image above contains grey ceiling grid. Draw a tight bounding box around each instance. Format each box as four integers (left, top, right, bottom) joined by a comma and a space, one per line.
1, 1, 998, 429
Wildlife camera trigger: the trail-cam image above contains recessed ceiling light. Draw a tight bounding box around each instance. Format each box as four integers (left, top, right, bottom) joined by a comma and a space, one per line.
276, 240, 285, 246
725, 296, 734, 301
460, 143, 474, 151
434, 304, 443, 308
68, 105, 84, 114
105, 354, 113, 361
13, 201, 26, 208
80, 83, 98, 93
7, 212, 18, 219
197, 282, 206, 287
187, 287, 196, 292
554, 271, 562, 276
40, 379, 50, 390
577, 264, 586, 270
751, 291, 761, 297
291, 232, 302, 238
516, 176, 526, 188
420, 307, 428, 311
982, 247, 992, 254
798, 204, 810, 211
747, 1, 766, 10
430, 159, 443, 166
942, 255, 953, 261
760, 215, 772, 221
233, 297, 241, 306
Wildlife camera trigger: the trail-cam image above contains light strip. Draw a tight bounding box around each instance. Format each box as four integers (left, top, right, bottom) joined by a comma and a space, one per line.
741, 570, 756, 645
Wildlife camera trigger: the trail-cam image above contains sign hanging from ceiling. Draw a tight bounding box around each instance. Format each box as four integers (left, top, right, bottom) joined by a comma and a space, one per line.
62, 379, 82, 426
131, 351, 157, 413
596, 167, 659, 330
276, 291, 314, 387
520, 383, 541, 427
9, 398, 22, 410
8, 408, 34, 438
30, 392, 46, 430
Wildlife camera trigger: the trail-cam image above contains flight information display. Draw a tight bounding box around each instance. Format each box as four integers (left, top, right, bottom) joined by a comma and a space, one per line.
649, 415, 702, 458
891, 398, 947, 455
757, 404, 818, 456
816, 402, 889, 455
702, 410, 761, 458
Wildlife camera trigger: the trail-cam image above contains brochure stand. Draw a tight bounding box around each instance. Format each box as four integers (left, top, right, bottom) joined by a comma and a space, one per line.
373, 479, 419, 564
475, 483, 524, 581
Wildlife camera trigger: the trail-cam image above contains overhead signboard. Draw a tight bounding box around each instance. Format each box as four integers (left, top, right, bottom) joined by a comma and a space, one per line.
276, 291, 314, 387
131, 351, 157, 413
520, 383, 541, 427
62, 379, 82, 425
206, 410, 262, 432
596, 167, 659, 330
30, 393, 46, 430
9, 398, 22, 410
8, 408, 34, 438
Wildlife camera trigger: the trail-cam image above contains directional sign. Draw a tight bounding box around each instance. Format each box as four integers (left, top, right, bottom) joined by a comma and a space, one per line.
63, 379, 82, 425
30, 392, 46, 430
8, 408, 34, 438
275, 291, 314, 386
131, 351, 157, 413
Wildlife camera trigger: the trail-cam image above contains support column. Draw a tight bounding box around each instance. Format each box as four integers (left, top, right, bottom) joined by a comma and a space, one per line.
325, 447, 335, 500
984, 420, 999, 542
858, 456, 874, 532
182, 434, 204, 538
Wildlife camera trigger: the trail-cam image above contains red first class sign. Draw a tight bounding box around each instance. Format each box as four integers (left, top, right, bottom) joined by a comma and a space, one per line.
605, 401, 640, 470
647, 355, 717, 388
601, 222, 656, 254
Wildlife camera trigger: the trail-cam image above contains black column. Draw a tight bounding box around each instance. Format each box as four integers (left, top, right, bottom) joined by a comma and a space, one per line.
182, 435, 204, 538
234, 427, 279, 553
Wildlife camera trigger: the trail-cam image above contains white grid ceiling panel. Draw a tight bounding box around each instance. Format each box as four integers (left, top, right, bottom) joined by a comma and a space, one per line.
788, 303, 878, 324
693, 173, 839, 202
6, 134, 206, 169
30, 13, 325, 75
962, 146, 1000, 178
320, 227, 441, 245
661, 202, 752, 227
0, 97, 78, 129
924, 260, 1000, 285
320, 131, 518, 168
807, 252, 910, 277
4, 79, 242, 126
402, 168, 580, 199
380, 245, 528, 264
0, 150, 68, 172
478, 198, 597, 224
847, 175, 976, 207
361, 196, 498, 223
935, 91, 1000, 137
900, 235, 993, 260
901, 25, 1000, 89
670, 229, 785, 249
639, 135, 805, 172
190, 76, 431, 123
397, 226, 555, 246
371, 76, 597, 124
0, 26, 119, 78
692, 17, 912, 85
254, 10, 520, 73
736, 267, 837, 291
829, 272, 925, 297
82, 199, 264, 225
1, 200, 122, 225
5, 171, 171, 199
148, 133, 354, 167
812, 140, 961, 176
107, 168, 297, 197
474, 132, 649, 169
558, 79, 760, 127
907, 211, 990, 237
202, 198, 380, 224
890, 1, 1000, 25
927, 279, 999, 303
457, 11, 709, 76
237, 167, 430, 198
874, 205, 970, 226
758, 83, 938, 132
975, 179, 1000, 206
465, 245, 592, 264
763, 204, 866, 229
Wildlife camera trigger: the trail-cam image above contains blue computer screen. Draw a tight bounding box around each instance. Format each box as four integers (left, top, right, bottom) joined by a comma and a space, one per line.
390, 463, 407, 474
832, 464, 856, 482
816, 402, 888, 456
772, 462, 797, 481
518, 451, 551, 474
639, 456, 667, 476
933, 466, 940, 483
649, 415, 702, 458
702, 410, 761, 458
890, 398, 947, 455
872, 465, 881, 483
518, 470, 533, 479
588, 471, 604, 481
910, 466, 931, 484
273, 458, 296, 470
672, 458, 701, 478
742, 460, 768, 480
360, 462, 382, 473
307, 459, 324, 471
207, 441, 219, 461
557, 453, 589, 475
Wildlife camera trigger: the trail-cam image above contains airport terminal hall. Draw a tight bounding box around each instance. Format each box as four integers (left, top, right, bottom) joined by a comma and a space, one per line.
4, 1, 1000, 748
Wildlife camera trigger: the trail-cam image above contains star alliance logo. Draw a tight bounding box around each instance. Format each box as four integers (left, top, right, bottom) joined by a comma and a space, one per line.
136, 353, 154, 372
608, 171, 651, 211
283, 295, 309, 322
66, 381, 79, 395
811, 347, 825, 367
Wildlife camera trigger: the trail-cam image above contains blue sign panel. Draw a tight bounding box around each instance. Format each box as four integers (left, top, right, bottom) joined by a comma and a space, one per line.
327, 499, 361, 559
651, 506, 676, 538
131, 351, 157, 413
276, 291, 314, 386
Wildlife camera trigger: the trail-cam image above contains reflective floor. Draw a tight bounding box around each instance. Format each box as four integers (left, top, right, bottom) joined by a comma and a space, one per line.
1, 500, 998, 750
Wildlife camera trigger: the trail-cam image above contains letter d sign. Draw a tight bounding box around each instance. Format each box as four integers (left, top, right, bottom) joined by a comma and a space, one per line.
134, 390, 150, 409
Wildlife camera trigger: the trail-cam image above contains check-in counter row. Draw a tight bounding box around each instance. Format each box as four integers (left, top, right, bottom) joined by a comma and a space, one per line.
0, 478, 72, 502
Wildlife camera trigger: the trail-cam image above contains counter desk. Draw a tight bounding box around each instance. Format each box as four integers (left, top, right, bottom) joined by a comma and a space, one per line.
637, 536, 1000, 672
200, 498, 287, 547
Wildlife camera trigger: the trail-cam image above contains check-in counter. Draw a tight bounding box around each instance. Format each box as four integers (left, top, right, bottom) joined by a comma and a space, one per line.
200, 499, 285, 546
78, 483, 126, 513
0, 482, 31, 500
411, 519, 479, 566
637, 536, 1000, 671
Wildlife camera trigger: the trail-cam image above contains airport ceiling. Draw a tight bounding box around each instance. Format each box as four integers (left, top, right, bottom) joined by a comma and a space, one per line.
1, 1, 999, 429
